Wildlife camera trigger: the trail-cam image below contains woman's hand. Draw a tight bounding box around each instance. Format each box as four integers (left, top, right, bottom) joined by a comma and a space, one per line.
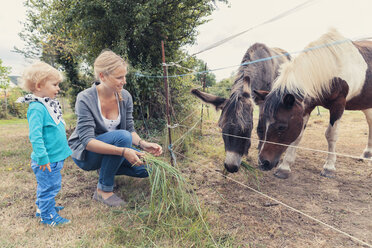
140, 141, 163, 156
122, 148, 145, 166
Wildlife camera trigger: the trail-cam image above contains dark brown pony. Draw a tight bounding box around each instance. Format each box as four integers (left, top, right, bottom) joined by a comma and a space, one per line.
192, 43, 290, 173
257, 29, 372, 178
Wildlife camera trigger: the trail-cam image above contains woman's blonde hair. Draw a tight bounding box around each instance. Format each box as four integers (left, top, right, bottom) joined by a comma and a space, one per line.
94, 50, 127, 100
21, 61, 63, 93
94, 50, 127, 81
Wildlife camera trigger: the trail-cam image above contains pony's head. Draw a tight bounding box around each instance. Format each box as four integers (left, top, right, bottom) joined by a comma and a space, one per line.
191, 76, 254, 173
257, 89, 305, 171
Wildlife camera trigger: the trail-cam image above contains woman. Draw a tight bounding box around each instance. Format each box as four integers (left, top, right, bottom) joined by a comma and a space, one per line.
68, 50, 162, 207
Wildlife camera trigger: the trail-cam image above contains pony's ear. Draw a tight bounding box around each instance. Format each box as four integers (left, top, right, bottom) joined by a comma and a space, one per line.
282, 94, 296, 108
253, 90, 269, 104
191, 89, 227, 110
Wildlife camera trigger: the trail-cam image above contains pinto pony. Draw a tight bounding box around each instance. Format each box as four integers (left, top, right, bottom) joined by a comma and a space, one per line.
257, 29, 372, 178
191, 43, 290, 173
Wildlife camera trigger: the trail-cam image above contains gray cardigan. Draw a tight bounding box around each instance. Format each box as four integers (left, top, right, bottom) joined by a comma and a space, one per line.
68, 82, 135, 160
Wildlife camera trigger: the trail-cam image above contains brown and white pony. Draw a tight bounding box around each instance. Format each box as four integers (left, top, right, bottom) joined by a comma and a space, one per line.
257, 28, 372, 179
191, 43, 290, 173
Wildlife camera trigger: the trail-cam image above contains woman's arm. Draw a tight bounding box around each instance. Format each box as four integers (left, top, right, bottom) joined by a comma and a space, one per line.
85, 139, 122, 155
75, 93, 144, 165
74, 94, 97, 149
86, 139, 145, 165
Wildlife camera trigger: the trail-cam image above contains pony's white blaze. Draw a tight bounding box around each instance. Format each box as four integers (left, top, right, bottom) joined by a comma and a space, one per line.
260, 118, 272, 153
272, 28, 368, 100
277, 114, 310, 172
225, 151, 242, 166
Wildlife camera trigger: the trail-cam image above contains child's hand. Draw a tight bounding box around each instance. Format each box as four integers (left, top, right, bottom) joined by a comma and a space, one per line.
39, 163, 51, 172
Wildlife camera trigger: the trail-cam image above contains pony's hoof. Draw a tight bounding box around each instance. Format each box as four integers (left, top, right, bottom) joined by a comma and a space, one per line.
320, 169, 335, 178
274, 169, 290, 179
362, 150, 372, 159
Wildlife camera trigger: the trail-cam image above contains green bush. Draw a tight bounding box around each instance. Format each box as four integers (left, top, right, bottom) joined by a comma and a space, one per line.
0, 88, 28, 119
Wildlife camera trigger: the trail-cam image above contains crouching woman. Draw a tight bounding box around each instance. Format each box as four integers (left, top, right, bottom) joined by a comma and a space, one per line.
68, 50, 162, 207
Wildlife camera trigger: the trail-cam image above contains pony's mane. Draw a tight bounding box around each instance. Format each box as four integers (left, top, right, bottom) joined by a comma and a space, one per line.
264, 87, 304, 120
272, 28, 354, 99
219, 43, 272, 131
218, 90, 253, 132
232, 43, 273, 91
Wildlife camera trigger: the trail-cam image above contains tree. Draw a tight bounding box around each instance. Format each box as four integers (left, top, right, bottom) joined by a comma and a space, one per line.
209, 78, 232, 98
0, 59, 12, 118
17, 0, 228, 122
15, 0, 89, 107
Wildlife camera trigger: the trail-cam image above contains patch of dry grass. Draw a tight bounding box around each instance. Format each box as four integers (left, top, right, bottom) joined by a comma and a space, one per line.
0, 117, 235, 247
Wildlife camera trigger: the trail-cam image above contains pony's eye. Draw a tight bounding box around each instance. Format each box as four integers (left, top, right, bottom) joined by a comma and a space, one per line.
277, 125, 287, 131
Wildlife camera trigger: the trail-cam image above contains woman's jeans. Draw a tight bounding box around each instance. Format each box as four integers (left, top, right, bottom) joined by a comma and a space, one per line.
31, 160, 64, 221
72, 130, 149, 192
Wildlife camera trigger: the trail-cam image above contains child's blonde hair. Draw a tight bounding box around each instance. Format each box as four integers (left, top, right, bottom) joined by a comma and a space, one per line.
94, 50, 127, 81
21, 61, 63, 92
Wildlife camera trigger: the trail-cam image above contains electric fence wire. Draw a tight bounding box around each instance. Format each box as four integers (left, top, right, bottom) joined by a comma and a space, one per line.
179, 0, 319, 62
135, 34, 372, 79
173, 150, 372, 248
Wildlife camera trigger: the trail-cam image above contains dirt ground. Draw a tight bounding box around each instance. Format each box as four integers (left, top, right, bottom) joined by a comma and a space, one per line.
187, 108, 372, 247
1, 108, 371, 247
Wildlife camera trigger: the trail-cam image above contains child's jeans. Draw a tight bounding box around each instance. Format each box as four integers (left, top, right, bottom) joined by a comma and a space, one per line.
31, 160, 64, 221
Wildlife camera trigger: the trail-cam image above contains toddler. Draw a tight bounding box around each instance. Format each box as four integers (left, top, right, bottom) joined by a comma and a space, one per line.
17, 61, 72, 226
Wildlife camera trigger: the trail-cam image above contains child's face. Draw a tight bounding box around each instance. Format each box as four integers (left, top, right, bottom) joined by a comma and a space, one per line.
35, 79, 61, 99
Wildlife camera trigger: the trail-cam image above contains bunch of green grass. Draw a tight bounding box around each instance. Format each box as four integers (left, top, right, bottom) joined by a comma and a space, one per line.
241, 160, 262, 190
118, 154, 223, 247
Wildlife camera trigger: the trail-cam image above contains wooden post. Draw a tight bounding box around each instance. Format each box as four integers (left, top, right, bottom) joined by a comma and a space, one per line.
204, 65, 209, 117
161, 40, 174, 166
200, 64, 207, 135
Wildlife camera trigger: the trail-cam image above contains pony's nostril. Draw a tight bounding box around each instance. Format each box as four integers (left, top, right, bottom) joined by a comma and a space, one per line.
259, 160, 272, 171
224, 163, 239, 173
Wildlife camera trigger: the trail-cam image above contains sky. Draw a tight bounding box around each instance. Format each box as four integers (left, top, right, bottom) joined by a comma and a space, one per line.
1, 0, 372, 81
0, 0, 28, 77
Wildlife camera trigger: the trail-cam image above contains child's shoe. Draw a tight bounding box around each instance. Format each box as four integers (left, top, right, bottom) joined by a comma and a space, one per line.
35, 206, 64, 218
41, 214, 70, 227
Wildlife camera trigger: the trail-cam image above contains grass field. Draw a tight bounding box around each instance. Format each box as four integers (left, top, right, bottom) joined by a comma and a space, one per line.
1, 105, 371, 247
0, 111, 234, 247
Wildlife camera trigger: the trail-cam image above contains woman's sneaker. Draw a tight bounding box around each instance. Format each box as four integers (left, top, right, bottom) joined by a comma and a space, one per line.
41, 214, 70, 227
36, 206, 64, 218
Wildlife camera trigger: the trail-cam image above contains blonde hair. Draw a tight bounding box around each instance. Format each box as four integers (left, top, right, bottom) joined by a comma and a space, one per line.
21, 61, 63, 93
94, 50, 127, 81
94, 50, 127, 101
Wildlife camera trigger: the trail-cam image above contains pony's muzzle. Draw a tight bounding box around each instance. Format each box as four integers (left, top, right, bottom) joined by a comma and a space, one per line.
224, 151, 242, 173
258, 159, 275, 171
224, 163, 239, 173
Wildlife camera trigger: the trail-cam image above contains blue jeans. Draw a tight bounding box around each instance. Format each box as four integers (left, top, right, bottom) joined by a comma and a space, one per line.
72, 130, 149, 192
31, 160, 64, 220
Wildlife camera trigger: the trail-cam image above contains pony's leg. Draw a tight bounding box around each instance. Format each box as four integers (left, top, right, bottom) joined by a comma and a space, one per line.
361, 108, 372, 160
321, 119, 341, 178
275, 114, 310, 179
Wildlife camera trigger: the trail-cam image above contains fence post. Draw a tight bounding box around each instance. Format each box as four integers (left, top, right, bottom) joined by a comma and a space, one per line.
161, 40, 175, 166
200, 64, 207, 135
